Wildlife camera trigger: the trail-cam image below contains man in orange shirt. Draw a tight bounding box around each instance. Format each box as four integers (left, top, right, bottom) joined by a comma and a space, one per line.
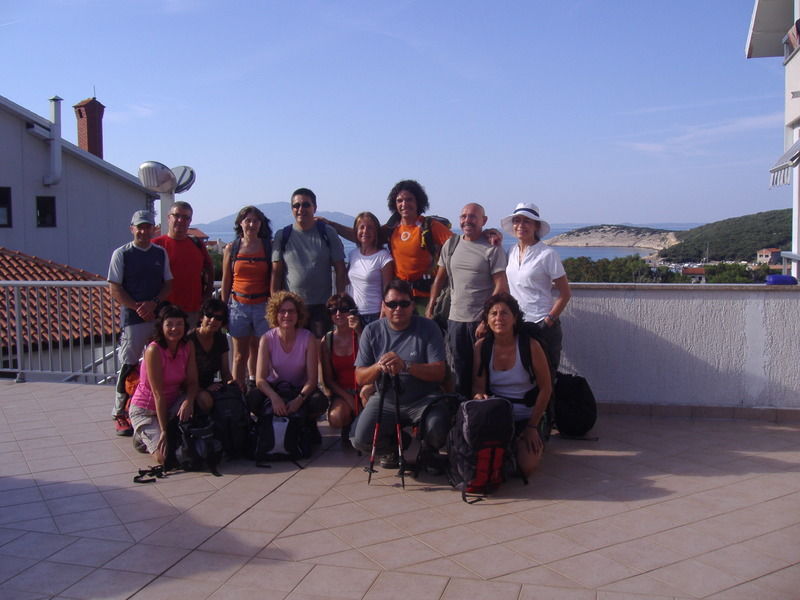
152, 201, 214, 327
385, 180, 453, 313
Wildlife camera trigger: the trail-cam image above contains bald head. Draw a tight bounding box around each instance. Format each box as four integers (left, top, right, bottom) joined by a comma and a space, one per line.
459, 203, 488, 240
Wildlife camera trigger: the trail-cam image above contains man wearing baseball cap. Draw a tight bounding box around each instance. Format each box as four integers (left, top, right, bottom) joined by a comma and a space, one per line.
107, 210, 172, 436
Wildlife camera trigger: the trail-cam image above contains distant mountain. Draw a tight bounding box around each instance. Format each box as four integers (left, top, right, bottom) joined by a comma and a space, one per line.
195, 202, 356, 240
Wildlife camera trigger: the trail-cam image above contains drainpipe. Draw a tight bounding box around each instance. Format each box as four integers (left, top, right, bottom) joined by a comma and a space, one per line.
43, 96, 62, 186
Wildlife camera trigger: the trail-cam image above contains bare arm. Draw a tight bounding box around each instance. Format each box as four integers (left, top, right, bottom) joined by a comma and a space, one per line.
357, 353, 445, 383
219, 350, 234, 384
333, 260, 347, 295
270, 261, 285, 295
528, 338, 552, 426
178, 343, 199, 421
491, 271, 509, 295
317, 217, 357, 243
472, 339, 489, 398
221, 243, 232, 303
424, 267, 447, 319
254, 335, 284, 411
202, 248, 215, 299
547, 275, 571, 323
381, 260, 395, 292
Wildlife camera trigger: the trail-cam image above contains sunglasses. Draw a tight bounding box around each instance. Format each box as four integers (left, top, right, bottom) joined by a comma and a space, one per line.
328, 305, 354, 314
204, 312, 225, 321
292, 201, 312, 210
384, 300, 412, 310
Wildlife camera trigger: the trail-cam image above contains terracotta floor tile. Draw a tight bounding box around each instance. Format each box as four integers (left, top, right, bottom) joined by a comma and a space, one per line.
0, 531, 77, 559
451, 543, 535, 578
416, 524, 495, 556
60, 567, 154, 600
548, 551, 641, 588
292, 564, 378, 599
360, 537, 442, 570
228, 557, 313, 592
648, 558, 746, 597
440, 576, 521, 599
1, 560, 94, 596
127, 575, 219, 599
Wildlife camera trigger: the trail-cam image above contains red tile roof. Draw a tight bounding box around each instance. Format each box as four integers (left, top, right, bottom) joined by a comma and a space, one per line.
0, 247, 115, 348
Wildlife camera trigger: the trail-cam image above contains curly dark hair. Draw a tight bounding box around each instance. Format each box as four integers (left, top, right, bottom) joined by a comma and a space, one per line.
480, 292, 524, 335
386, 180, 429, 216
151, 304, 189, 348
233, 206, 272, 240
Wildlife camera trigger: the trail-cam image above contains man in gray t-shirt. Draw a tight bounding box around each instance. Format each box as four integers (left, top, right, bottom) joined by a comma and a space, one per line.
271, 187, 346, 337
426, 203, 508, 398
353, 280, 451, 467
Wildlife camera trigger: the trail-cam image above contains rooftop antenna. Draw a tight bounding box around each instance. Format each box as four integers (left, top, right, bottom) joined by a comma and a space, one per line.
138, 162, 196, 231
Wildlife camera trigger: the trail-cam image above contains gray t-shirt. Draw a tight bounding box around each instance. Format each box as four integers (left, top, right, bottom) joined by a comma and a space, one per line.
272, 223, 345, 305
438, 235, 508, 322
356, 316, 446, 405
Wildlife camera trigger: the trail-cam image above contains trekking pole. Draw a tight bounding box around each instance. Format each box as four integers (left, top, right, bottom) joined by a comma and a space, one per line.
392, 374, 405, 489
364, 371, 389, 484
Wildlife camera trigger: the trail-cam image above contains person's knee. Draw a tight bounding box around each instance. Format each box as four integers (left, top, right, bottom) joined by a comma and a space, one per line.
196, 390, 213, 414
421, 405, 450, 450
328, 399, 353, 429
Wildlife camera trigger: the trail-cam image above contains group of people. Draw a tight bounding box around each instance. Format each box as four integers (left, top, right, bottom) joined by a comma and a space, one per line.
108, 180, 571, 478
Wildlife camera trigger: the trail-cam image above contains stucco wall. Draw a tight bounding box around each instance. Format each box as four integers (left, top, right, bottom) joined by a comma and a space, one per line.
560, 284, 800, 410
0, 106, 152, 276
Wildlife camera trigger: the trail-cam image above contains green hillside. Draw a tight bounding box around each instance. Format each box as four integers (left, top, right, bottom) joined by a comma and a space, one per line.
659, 208, 791, 262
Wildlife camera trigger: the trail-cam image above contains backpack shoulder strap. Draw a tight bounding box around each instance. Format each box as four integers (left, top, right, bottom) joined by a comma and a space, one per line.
443, 234, 460, 287
279, 225, 293, 254
229, 237, 242, 270
477, 333, 494, 391
315, 221, 331, 248
419, 216, 433, 253
324, 331, 333, 354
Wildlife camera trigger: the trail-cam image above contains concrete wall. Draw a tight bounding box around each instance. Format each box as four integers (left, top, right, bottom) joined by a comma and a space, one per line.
560, 284, 800, 410
0, 104, 152, 276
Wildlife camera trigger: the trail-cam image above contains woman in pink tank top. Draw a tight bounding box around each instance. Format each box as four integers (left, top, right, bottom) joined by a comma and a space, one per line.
129, 304, 202, 464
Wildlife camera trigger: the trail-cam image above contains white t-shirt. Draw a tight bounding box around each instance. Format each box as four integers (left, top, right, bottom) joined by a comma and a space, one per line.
347, 247, 393, 315
506, 242, 566, 322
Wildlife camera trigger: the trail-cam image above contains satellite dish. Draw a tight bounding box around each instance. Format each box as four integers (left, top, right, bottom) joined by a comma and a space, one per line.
172, 166, 196, 194
138, 161, 177, 194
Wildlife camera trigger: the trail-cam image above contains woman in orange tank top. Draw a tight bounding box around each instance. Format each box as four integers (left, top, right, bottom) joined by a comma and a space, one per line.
221, 206, 272, 391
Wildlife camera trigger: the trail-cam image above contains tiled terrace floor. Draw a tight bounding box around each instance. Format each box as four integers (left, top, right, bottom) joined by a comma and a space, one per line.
1, 381, 799, 599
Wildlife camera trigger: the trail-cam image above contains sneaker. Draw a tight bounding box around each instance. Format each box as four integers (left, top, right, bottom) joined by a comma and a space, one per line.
379, 453, 399, 469
114, 413, 133, 437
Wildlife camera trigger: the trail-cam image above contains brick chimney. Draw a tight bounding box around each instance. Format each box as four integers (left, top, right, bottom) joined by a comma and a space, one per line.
73, 97, 105, 159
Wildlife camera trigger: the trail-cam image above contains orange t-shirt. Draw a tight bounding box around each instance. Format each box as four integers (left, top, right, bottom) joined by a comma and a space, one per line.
390, 218, 453, 296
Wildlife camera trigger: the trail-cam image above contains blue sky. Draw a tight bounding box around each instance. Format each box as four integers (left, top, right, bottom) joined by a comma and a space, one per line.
1, 0, 791, 228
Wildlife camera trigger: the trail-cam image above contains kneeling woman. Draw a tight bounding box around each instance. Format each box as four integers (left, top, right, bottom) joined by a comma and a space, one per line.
129, 305, 207, 464
247, 292, 328, 429
472, 293, 552, 478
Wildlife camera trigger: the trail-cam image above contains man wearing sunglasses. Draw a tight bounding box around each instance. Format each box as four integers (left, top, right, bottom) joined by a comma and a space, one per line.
271, 188, 346, 337
352, 280, 451, 472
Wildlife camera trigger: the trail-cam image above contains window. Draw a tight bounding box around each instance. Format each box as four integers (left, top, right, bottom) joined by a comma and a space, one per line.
36, 196, 56, 227
0, 188, 10, 227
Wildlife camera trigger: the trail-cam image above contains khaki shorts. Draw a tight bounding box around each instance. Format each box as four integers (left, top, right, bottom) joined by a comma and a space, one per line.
129, 398, 183, 454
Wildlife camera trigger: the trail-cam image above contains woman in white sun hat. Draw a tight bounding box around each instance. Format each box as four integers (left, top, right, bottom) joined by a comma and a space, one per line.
501, 202, 571, 370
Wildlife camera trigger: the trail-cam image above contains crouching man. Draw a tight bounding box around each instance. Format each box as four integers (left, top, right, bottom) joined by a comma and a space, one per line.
352, 280, 451, 471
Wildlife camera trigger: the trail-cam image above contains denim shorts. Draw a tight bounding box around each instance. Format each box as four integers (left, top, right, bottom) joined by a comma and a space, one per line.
228, 299, 269, 338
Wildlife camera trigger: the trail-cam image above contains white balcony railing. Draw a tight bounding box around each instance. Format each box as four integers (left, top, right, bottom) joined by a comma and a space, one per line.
0, 281, 119, 384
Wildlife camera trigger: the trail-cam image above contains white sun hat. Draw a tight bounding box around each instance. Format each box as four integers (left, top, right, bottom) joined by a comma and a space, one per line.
500, 202, 551, 237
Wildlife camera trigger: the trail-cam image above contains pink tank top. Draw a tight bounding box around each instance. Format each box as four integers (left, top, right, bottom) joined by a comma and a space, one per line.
265, 328, 311, 387
130, 342, 190, 411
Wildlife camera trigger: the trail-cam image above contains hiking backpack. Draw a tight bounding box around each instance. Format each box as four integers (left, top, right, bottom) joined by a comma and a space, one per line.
446, 397, 518, 503
228, 237, 272, 301
253, 413, 312, 468
553, 372, 598, 439
211, 384, 251, 459
174, 415, 224, 476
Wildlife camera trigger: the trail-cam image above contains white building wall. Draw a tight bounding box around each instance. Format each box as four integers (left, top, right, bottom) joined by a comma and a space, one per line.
561, 284, 800, 410
0, 103, 152, 276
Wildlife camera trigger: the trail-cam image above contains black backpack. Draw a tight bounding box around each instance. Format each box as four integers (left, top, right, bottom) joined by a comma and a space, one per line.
446, 397, 518, 503
553, 372, 598, 439
174, 415, 224, 476
253, 413, 312, 468
211, 384, 251, 459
